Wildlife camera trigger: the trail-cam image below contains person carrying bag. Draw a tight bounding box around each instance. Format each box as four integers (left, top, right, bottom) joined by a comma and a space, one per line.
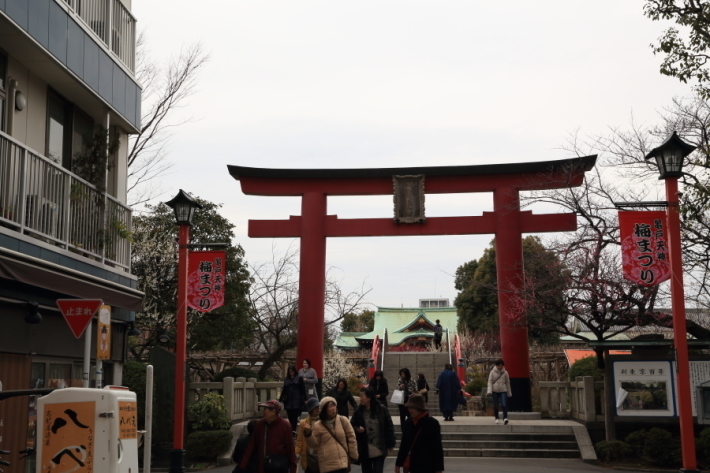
390, 389, 405, 405
304, 397, 358, 473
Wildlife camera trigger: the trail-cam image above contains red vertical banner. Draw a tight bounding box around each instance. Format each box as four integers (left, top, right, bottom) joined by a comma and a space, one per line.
187, 250, 226, 312
619, 210, 671, 287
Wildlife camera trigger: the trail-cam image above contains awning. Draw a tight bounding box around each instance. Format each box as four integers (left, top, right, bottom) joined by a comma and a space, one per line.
0, 247, 143, 312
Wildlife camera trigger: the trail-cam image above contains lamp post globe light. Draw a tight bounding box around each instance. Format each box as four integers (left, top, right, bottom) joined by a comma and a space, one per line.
645, 132, 698, 473
165, 189, 202, 473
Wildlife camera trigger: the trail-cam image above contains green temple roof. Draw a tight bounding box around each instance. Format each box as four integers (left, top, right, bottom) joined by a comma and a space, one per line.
335, 306, 458, 350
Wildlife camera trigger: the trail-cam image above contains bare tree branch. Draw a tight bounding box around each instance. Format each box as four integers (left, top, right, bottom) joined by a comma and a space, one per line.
128, 33, 210, 206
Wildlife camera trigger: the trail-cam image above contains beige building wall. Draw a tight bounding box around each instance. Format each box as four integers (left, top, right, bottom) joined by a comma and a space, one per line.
7, 57, 48, 154
108, 127, 129, 204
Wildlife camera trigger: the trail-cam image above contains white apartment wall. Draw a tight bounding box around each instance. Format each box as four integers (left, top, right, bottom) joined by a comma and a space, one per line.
108, 127, 129, 204
6, 57, 47, 152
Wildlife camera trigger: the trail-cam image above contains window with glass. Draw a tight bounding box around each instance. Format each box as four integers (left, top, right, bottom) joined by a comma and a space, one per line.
46, 89, 96, 173
47, 90, 72, 167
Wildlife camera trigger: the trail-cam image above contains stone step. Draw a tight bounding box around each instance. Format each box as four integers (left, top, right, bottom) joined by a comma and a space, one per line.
393, 432, 577, 442
442, 448, 580, 458
389, 440, 579, 450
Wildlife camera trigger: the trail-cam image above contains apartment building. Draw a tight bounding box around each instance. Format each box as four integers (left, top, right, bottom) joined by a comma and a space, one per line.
0, 0, 143, 469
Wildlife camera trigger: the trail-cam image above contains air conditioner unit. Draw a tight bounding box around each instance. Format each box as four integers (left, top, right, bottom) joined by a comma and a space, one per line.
25, 195, 59, 237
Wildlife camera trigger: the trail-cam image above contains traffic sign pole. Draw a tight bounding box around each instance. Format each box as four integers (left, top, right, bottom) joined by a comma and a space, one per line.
84, 324, 91, 388
56, 299, 103, 388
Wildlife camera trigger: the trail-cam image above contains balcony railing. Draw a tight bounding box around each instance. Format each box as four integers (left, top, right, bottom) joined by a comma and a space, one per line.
59, 0, 136, 72
0, 131, 132, 271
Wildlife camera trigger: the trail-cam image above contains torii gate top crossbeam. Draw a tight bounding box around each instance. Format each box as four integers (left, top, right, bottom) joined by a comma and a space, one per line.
228, 156, 596, 196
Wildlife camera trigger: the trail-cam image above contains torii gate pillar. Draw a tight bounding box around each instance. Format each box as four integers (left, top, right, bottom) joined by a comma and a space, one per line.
494, 187, 531, 410
229, 156, 597, 412
298, 192, 327, 391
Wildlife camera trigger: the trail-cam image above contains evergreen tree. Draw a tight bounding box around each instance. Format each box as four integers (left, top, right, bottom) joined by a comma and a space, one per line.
130, 198, 253, 359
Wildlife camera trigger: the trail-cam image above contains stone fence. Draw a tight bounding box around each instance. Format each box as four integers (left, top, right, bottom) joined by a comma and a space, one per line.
189, 377, 282, 422
539, 376, 605, 422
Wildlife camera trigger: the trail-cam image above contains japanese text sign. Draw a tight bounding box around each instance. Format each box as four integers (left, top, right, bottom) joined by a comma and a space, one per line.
56, 299, 103, 338
96, 305, 111, 360
619, 211, 671, 287
40, 401, 95, 473
187, 251, 226, 312
118, 401, 137, 439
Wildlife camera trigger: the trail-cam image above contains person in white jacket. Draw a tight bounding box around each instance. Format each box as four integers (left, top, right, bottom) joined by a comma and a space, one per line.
487, 358, 512, 425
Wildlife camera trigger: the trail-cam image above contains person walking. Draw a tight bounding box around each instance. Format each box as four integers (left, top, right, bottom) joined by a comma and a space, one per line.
368, 370, 389, 408
299, 358, 319, 400
396, 368, 418, 427
350, 387, 395, 473
416, 373, 430, 404
436, 363, 461, 421
239, 400, 297, 473
395, 394, 444, 473
303, 396, 359, 473
433, 320, 443, 350
328, 378, 357, 418
279, 365, 306, 435
295, 398, 321, 473
232, 419, 258, 473
487, 358, 512, 425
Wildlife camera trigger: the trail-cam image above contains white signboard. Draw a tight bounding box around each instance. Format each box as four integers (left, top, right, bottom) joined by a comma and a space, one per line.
672, 360, 710, 417
613, 361, 674, 416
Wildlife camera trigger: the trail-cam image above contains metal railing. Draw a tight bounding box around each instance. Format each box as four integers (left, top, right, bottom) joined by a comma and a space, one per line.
58, 0, 136, 72
0, 131, 132, 271
446, 328, 452, 365
189, 377, 282, 422
381, 328, 387, 371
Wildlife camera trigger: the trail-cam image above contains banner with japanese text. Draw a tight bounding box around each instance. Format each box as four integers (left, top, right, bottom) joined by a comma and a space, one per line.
187, 250, 226, 312
96, 305, 111, 360
619, 210, 671, 287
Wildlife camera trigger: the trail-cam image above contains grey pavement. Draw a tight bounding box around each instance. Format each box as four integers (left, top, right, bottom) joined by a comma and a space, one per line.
202, 457, 611, 473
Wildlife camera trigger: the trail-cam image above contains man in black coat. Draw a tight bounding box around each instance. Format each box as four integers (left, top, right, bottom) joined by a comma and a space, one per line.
395, 394, 444, 473
232, 419, 258, 473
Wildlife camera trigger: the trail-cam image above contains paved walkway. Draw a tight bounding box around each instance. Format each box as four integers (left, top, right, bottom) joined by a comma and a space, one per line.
203, 457, 610, 473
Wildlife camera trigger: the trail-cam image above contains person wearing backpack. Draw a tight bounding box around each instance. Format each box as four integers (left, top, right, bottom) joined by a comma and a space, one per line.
296, 398, 321, 473
433, 320, 443, 350
487, 358, 513, 425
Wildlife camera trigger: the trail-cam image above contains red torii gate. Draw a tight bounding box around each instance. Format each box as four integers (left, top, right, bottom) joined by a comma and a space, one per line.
229, 156, 596, 411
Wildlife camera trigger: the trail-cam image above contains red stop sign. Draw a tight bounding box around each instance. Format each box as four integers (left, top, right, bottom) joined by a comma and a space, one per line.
56, 299, 103, 338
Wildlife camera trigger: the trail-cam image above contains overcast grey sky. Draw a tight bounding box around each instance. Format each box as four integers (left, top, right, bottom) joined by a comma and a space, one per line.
133, 1, 689, 312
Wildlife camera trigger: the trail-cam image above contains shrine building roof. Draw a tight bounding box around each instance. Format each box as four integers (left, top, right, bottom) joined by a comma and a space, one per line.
335, 306, 459, 350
